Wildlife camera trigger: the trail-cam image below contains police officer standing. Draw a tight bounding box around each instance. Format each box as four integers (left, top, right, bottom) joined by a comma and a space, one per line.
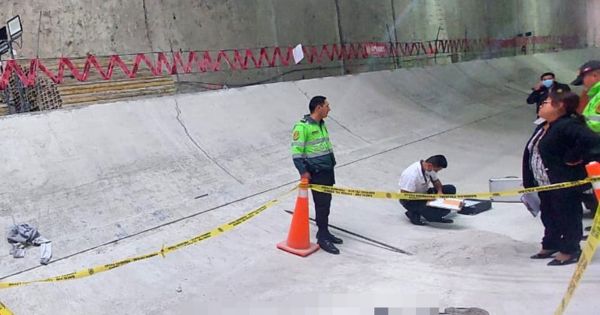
572, 60, 600, 131
291, 96, 342, 255
572, 60, 600, 233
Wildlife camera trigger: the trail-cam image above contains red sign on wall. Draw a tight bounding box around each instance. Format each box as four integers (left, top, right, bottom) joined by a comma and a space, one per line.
365, 43, 388, 57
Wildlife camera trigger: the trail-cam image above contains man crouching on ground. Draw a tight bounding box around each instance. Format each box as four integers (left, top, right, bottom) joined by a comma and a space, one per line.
398, 155, 456, 226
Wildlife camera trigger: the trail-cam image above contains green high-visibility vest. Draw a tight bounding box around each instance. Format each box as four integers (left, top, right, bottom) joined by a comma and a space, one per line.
583, 81, 600, 133
291, 115, 335, 173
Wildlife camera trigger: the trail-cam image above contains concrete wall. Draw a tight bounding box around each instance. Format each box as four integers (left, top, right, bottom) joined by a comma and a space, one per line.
2, 50, 600, 313
0, 0, 589, 83
588, 0, 600, 47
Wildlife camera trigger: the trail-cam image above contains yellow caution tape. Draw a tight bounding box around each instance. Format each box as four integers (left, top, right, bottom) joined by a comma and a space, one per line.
0, 302, 13, 315
311, 178, 599, 315
0, 188, 295, 290
554, 204, 600, 315
310, 178, 595, 200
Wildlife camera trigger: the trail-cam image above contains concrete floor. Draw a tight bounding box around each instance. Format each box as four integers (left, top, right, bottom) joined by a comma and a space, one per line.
1, 49, 599, 315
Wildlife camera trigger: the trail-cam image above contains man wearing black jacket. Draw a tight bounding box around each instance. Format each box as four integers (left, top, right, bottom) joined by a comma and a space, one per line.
527, 72, 571, 114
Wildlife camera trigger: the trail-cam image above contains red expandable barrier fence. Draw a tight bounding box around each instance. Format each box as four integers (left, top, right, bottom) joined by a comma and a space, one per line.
0, 35, 579, 89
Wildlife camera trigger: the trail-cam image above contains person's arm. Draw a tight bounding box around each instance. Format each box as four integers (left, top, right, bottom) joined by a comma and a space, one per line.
526, 90, 540, 104
522, 148, 536, 188
526, 83, 543, 104
564, 120, 600, 165
523, 126, 544, 187
291, 124, 310, 179
577, 89, 589, 114
432, 179, 443, 194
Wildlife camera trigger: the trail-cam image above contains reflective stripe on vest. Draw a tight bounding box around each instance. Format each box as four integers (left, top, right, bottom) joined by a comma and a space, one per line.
291, 137, 330, 148
292, 149, 334, 159
291, 120, 333, 158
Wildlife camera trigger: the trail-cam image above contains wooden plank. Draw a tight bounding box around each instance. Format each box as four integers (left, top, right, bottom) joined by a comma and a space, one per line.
57, 76, 173, 90
59, 82, 174, 97
57, 78, 174, 96
61, 86, 176, 106
57, 76, 173, 89
61, 84, 176, 102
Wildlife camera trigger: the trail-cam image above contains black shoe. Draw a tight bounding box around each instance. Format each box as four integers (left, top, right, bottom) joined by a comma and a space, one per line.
530, 250, 558, 259
548, 252, 580, 266
429, 217, 454, 224
318, 239, 340, 255
405, 211, 427, 226
316, 232, 343, 244
327, 233, 343, 244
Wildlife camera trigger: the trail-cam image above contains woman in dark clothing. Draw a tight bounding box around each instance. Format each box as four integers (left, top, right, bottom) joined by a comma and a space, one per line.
523, 91, 600, 266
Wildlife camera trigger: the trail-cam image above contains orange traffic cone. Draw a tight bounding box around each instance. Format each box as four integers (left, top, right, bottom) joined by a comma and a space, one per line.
586, 162, 600, 202
277, 178, 320, 256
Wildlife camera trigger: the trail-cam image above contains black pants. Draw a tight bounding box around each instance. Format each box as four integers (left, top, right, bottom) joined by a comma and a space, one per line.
310, 169, 335, 240
399, 185, 456, 221
539, 188, 583, 255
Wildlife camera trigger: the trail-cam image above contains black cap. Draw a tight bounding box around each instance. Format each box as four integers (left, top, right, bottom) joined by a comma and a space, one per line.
572, 60, 600, 86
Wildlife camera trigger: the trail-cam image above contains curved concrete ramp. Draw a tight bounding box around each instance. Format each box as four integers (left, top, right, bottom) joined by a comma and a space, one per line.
1, 49, 599, 314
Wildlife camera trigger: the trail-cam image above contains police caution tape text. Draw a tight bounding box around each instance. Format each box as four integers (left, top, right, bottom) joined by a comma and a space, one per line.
310, 178, 596, 200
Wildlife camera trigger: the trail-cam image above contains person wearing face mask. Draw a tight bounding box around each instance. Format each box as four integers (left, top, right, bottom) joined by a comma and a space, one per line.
527, 72, 571, 114
398, 155, 456, 226
523, 91, 600, 266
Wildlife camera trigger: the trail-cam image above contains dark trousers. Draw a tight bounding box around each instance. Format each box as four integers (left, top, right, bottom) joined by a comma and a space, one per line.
539, 189, 583, 255
310, 169, 335, 240
399, 185, 456, 221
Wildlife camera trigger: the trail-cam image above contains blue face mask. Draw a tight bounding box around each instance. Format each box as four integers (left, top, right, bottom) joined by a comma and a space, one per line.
542, 79, 554, 88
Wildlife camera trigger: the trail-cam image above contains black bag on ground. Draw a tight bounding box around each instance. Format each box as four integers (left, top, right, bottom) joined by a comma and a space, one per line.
458, 199, 492, 215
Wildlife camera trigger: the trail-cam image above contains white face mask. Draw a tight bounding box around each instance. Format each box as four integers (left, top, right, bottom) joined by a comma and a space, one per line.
425, 169, 437, 178
542, 79, 554, 88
